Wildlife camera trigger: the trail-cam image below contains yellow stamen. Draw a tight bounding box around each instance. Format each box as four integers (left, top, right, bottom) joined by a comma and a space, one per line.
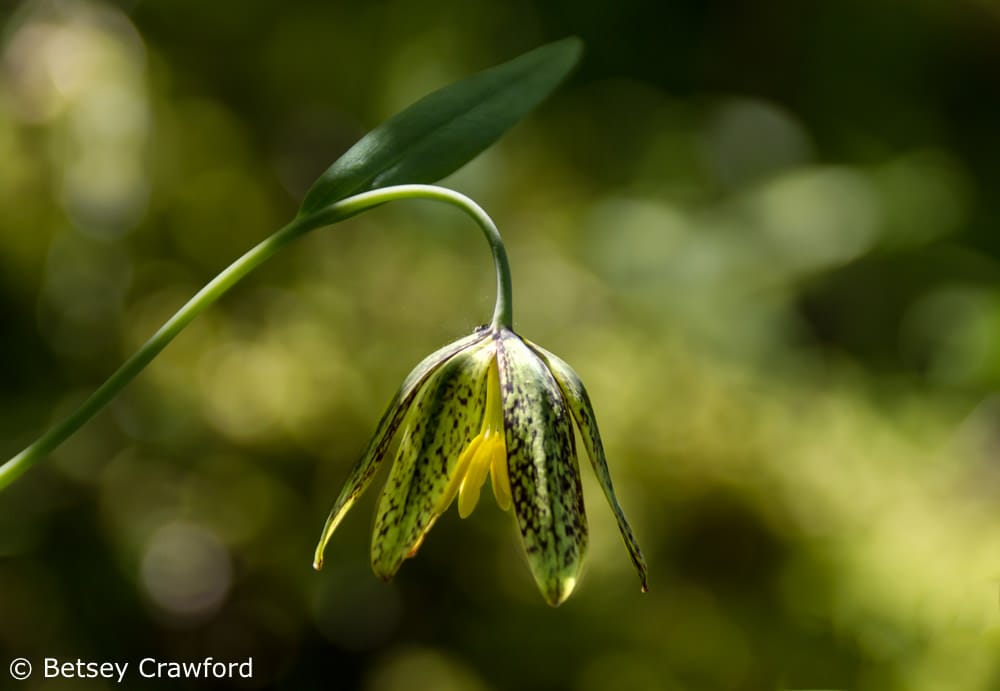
458, 437, 494, 518
437, 357, 510, 517
490, 438, 511, 511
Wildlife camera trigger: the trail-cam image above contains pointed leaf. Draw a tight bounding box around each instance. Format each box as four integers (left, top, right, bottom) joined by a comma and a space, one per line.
313, 328, 489, 569
528, 341, 648, 592
371, 340, 493, 579
299, 37, 583, 216
497, 330, 587, 606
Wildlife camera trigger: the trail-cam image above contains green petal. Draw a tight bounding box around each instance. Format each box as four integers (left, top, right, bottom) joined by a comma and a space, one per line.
313, 328, 489, 569
370, 339, 494, 580
497, 330, 587, 606
528, 341, 648, 593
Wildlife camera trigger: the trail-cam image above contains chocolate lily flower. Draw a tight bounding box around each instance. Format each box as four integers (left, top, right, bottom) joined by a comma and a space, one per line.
313, 190, 646, 606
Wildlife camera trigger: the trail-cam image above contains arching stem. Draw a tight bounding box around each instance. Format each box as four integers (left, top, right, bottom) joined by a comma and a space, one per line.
0, 184, 513, 490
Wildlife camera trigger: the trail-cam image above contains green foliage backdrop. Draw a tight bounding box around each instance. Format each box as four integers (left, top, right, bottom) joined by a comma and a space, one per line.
2, 0, 1000, 689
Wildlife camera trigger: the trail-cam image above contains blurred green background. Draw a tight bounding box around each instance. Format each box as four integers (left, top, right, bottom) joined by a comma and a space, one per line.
2, 0, 1000, 689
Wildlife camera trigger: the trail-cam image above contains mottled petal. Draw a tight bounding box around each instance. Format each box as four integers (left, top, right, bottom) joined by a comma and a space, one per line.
370, 339, 494, 579
497, 330, 587, 606
313, 328, 489, 569
528, 341, 648, 592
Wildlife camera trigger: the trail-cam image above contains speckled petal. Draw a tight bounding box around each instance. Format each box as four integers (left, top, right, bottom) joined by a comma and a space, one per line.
497, 330, 587, 606
528, 341, 648, 593
313, 328, 489, 569
371, 339, 494, 580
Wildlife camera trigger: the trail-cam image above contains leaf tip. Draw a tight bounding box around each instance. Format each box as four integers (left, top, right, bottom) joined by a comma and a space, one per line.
559, 35, 585, 62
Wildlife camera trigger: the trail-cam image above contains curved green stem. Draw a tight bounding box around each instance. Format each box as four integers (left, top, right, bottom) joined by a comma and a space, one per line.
307, 184, 513, 329
0, 184, 513, 490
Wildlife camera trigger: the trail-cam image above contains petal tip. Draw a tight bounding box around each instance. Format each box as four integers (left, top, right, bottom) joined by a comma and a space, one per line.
634, 554, 650, 593
542, 575, 578, 607
371, 561, 396, 582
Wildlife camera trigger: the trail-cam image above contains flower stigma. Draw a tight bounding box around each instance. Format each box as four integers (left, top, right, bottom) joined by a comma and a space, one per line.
438, 356, 512, 517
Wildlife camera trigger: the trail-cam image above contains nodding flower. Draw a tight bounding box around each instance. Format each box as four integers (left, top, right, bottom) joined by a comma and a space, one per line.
313, 187, 646, 606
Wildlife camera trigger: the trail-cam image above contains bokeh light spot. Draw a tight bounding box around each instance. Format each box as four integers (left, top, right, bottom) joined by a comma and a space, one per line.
140, 521, 232, 622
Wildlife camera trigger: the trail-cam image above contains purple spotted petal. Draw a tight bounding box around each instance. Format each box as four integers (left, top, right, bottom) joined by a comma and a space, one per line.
371, 338, 493, 579
314, 328, 489, 569
527, 340, 648, 592
497, 329, 587, 606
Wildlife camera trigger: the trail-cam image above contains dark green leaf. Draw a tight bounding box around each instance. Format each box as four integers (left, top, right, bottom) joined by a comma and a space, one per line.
299, 37, 582, 216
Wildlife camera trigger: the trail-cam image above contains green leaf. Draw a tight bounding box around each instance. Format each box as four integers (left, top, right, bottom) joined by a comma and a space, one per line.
299, 37, 583, 216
